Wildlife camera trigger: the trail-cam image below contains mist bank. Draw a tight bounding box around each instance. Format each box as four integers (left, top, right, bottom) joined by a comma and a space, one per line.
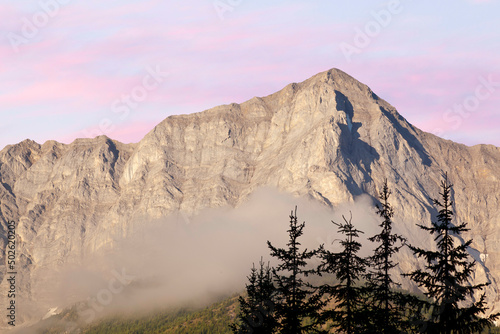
19, 185, 485, 333
13, 187, 396, 332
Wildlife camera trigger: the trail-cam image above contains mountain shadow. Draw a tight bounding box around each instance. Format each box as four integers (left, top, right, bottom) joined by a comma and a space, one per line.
379, 106, 432, 167
335, 90, 380, 196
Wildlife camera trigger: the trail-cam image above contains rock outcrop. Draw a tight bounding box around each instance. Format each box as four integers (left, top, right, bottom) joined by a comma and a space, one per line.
1, 68, 499, 327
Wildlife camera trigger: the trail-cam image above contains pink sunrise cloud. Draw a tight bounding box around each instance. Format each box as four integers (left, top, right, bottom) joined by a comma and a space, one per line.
0, 1, 498, 149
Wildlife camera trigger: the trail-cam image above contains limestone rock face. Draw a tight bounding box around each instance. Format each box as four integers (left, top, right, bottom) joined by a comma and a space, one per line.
1, 68, 500, 325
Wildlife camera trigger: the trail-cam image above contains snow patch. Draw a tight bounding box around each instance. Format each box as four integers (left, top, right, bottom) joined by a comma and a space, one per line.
480, 253, 489, 262
42, 307, 60, 320
346, 113, 353, 132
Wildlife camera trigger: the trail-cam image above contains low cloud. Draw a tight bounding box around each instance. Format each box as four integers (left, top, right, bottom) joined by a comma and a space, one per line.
18, 187, 384, 332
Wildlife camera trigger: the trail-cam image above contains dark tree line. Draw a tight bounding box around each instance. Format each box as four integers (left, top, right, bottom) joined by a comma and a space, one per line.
229, 258, 277, 333
404, 174, 497, 333
364, 182, 412, 334
231, 176, 499, 333
318, 212, 368, 334
267, 208, 325, 334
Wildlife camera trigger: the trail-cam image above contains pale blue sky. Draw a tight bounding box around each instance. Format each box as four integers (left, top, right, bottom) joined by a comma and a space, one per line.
0, 0, 499, 149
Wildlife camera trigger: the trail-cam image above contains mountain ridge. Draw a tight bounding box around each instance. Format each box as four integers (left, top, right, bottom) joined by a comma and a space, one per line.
1, 68, 499, 328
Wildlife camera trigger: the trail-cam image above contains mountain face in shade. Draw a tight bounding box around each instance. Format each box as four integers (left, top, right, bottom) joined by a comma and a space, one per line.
1, 68, 499, 327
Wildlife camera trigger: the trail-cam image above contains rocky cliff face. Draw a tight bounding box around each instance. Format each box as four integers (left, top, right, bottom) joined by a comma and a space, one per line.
1, 68, 499, 326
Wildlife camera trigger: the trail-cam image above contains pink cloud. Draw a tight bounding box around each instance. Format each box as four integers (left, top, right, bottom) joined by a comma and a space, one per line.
61, 120, 158, 145
0, 1, 498, 149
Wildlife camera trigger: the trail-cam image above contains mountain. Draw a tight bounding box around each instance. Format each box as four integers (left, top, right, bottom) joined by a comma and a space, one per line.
1, 68, 500, 328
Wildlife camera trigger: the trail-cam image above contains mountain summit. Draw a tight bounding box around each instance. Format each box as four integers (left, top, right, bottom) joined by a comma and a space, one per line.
1, 68, 499, 327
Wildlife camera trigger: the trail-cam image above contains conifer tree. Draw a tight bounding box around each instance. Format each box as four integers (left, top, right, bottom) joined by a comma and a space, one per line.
365, 180, 407, 333
267, 207, 325, 334
230, 258, 277, 334
318, 212, 369, 334
405, 174, 499, 333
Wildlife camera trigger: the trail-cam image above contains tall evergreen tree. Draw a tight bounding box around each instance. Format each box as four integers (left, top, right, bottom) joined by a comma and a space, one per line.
405, 173, 499, 333
365, 180, 408, 333
318, 212, 369, 334
230, 258, 277, 334
267, 207, 325, 334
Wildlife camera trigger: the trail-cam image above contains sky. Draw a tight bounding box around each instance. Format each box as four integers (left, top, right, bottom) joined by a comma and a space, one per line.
0, 0, 499, 150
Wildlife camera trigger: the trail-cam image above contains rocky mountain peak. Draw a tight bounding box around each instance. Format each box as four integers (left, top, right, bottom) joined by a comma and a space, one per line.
1, 68, 500, 328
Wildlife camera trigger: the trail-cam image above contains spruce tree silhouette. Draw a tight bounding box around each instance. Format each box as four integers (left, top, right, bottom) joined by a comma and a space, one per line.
267, 207, 325, 334
318, 212, 369, 334
365, 180, 408, 334
230, 258, 277, 334
405, 173, 499, 333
